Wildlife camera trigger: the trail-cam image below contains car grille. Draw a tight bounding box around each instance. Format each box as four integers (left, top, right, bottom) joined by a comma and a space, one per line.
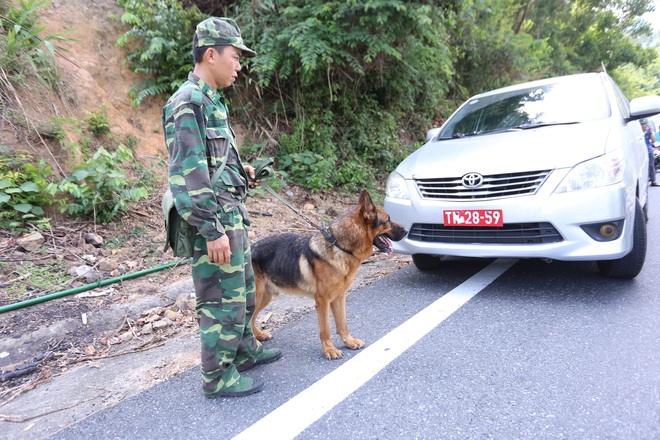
415, 170, 552, 200
408, 222, 563, 244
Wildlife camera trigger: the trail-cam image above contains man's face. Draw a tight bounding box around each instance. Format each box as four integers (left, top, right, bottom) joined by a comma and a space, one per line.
209, 45, 243, 89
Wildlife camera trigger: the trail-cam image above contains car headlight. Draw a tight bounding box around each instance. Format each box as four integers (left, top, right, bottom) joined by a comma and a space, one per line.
386, 171, 410, 200
554, 150, 624, 194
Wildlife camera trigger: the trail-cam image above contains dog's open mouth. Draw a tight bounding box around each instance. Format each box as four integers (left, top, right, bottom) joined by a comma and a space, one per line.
373, 234, 393, 255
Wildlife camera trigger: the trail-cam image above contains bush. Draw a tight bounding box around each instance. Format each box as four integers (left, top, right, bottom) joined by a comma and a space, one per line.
236, 0, 451, 191
46, 145, 149, 224
115, 0, 450, 192
86, 108, 111, 137
117, 0, 207, 106
0, 146, 53, 229
0, 0, 72, 89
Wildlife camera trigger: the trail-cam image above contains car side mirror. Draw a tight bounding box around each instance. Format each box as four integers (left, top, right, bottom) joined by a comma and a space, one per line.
630, 95, 660, 119
426, 127, 441, 142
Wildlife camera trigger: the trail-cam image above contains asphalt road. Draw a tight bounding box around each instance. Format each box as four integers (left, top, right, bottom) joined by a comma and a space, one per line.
50, 190, 660, 440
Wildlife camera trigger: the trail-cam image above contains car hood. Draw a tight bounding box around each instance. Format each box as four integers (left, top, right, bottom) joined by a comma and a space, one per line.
397, 120, 615, 179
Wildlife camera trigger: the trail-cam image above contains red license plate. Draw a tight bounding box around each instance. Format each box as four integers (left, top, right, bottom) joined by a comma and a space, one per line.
443, 209, 503, 227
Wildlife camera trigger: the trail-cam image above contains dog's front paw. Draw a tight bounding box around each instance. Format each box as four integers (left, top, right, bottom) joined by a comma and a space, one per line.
323, 346, 344, 360
343, 337, 365, 350
254, 329, 273, 341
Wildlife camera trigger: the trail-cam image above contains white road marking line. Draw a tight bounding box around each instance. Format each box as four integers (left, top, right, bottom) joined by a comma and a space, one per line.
233, 258, 517, 440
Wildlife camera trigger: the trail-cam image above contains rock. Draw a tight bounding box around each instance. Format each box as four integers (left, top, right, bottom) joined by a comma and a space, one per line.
164, 309, 182, 321
84, 233, 104, 247
304, 203, 315, 210
144, 313, 161, 323
98, 258, 118, 272
70, 265, 94, 279
143, 306, 164, 316
16, 232, 45, 252
175, 293, 196, 313
152, 318, 172, 331
84, 271, 102, 283
141, 323, 153, 335
72, 266, 101, 283
120, 331, 133, 342
75, 265, 92, 276
175, 293, 191, 312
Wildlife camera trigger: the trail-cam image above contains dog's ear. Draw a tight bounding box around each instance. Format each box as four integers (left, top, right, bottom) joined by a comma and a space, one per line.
358, 189, 371, 206
358, 190, 378, 222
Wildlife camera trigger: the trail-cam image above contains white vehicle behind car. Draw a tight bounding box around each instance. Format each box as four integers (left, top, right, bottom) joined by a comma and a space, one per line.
385, 72, 660, 278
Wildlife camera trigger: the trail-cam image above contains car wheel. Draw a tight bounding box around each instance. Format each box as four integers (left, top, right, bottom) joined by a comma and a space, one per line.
412, 254, 442, 271
597, 200, 647, 279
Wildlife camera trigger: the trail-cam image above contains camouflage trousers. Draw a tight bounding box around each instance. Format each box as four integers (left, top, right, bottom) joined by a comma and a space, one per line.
192, 208, 261, 393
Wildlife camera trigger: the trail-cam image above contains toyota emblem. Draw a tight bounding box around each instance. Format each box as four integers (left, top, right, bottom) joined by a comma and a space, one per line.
462, 173, 484, 188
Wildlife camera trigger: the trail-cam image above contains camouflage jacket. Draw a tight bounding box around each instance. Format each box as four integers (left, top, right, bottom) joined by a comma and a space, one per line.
162, 72, 250, 241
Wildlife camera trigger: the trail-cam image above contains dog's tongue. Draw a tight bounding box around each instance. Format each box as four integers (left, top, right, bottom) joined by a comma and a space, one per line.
383, 236, 393, 256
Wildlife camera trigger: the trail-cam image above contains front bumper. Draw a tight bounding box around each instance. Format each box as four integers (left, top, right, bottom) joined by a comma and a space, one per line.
384, 178, 636, 262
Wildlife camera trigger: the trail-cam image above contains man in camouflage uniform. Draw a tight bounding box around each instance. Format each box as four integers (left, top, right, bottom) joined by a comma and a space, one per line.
162, 17, 281, 398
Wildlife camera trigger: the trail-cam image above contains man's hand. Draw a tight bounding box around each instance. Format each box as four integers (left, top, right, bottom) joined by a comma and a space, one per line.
206, 234, 231, 265
244, 164, 260, 188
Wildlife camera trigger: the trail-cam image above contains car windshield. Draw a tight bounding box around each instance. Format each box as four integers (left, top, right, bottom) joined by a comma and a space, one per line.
438, 77, 610, 139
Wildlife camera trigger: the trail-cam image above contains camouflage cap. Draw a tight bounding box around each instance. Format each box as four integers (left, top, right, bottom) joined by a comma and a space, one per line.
194, 17, 256, 57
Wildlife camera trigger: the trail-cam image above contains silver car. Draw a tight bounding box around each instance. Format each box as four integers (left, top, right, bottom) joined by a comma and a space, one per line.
385, 72, 660, 278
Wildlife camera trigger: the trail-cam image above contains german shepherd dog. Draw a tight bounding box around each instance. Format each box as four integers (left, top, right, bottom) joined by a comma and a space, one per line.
250, 190, 407, 359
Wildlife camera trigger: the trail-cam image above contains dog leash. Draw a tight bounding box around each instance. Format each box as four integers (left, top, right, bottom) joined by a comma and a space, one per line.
251, 158, 354, 256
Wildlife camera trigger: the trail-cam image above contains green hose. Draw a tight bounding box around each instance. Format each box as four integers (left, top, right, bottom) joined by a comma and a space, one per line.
0, 258, 192, 314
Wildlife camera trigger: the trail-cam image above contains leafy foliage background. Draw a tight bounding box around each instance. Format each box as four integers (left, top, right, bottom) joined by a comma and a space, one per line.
113, 0, 660, 192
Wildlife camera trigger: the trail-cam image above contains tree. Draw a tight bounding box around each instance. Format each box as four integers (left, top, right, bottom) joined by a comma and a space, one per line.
448, 0, 656, 98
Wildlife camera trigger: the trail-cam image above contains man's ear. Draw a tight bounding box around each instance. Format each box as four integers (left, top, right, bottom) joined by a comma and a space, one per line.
204, 47, 215, 63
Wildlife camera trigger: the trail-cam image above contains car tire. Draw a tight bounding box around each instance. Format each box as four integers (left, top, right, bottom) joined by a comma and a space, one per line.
412, 254, 442, 271
597, 200, 647, 279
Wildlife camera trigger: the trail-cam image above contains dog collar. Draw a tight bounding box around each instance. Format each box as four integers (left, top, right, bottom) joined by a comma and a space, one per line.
323, 228, 354, 256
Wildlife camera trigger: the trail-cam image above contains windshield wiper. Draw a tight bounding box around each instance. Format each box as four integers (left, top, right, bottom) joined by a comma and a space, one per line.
512, 121, 579, 130
438, 121, 580, 140
441, 128, 520, 139
448, 131, 481, 139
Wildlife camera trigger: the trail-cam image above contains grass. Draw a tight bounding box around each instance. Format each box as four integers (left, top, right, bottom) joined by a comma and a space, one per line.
0, 259, 70, 303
